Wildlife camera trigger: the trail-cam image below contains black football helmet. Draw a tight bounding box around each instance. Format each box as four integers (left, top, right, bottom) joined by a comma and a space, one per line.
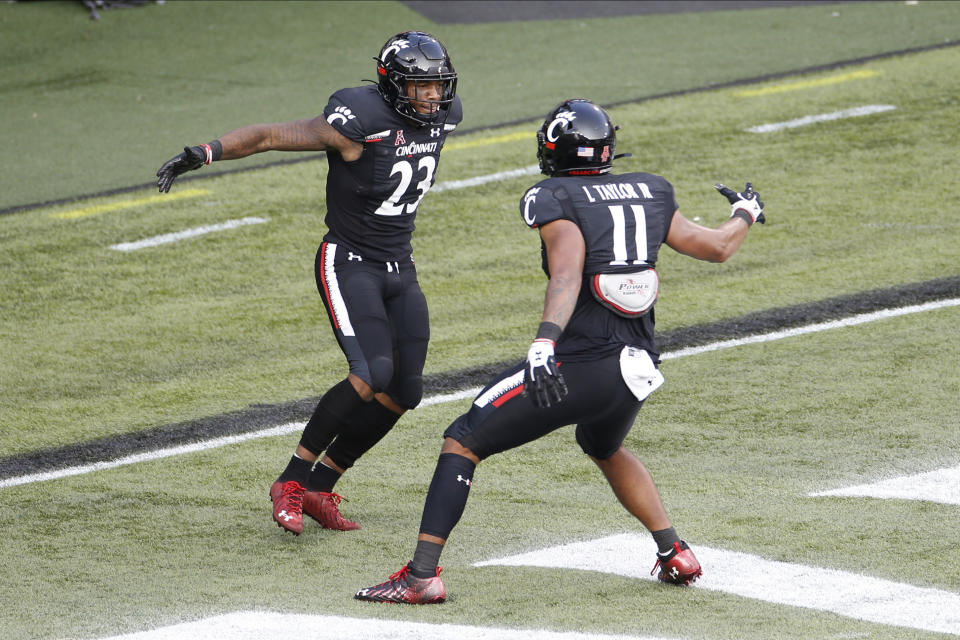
375, 31, 457, 126
537, 99, 619, 176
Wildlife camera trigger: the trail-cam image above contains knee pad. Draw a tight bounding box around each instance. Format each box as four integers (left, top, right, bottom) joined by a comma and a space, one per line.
367, 355, 395, 393
395, 374, 423, 410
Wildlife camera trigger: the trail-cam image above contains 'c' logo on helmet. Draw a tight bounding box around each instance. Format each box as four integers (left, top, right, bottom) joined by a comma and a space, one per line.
381, 39, 410, 61
546, 110, 577, 143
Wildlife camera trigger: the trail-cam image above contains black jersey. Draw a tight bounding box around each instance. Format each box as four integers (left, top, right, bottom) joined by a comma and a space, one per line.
520, 171, 678, 362
321, 85, 463, 262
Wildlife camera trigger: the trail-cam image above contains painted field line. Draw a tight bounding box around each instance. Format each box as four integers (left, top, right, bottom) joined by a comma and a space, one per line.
432, 165, 540, 192
660, 297, 960, 360
810, 463, 960, 506
746, 104, 895, 133
0, 389, 481, 490
420, 386, 483, 407
0, 424, 300, 489
109, 216, 269, 251
52, 188, 210, 220
476, 533, 960, 636
445, 130, 529, 151
735, 69, 880, 97
2, 298, 955, 490
98, 611, 670, 640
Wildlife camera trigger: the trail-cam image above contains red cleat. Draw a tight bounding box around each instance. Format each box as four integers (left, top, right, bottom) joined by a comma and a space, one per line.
355, 565, 446, 604
651, 540, 702, 585
303, 491, 361, 531
270, 480, 305, 535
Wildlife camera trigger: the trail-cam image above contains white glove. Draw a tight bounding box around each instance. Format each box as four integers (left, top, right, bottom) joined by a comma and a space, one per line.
731, 195, 764, 224
715, 182, 765, 225
523, 339, 567, 408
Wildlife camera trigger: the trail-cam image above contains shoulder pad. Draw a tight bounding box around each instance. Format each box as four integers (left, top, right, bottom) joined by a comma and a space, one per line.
324, 86, 395, 141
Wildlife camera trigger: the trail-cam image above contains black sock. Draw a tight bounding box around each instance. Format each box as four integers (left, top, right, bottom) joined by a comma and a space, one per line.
409, 540, 444, 578
276, 454, 313, 486
652, 527, 680, 554
306, 461, 342, 493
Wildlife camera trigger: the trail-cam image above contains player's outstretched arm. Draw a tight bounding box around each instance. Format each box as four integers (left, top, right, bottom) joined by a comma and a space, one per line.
665, 182, 766, 262
216, 117, 360, 159
156, 116, 362, 193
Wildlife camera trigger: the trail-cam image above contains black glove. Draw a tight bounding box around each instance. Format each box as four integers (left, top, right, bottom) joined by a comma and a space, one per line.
715, 182, 765, 224
523, 338, 567, 408
156, 146, 207, 193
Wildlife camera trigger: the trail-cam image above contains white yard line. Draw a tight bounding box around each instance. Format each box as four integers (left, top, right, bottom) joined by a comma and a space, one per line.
475, 533, 960, 636
660, 298, 959, 360
0, 424, 300, 489
2, 298, 957, 490
810, 464, 960, 506
98, 612, 669, 640
109, 216, 269, 251
746, 104, 896, 133
105, 164, 538, 251
432, 165, 541, 192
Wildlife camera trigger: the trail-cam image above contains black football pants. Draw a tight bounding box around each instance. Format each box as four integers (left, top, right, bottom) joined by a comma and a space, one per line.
315, 241, 429, 410
443, 353, 643, 461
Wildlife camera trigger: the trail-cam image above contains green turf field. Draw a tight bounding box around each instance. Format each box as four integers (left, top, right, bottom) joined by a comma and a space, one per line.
2, 0, 960, 210
1, 2, 959, 639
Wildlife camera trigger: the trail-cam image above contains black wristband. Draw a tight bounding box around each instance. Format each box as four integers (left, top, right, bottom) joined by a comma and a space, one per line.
732, 210, 753, 226
535, 321, 562, 343
208, 139, 223, 162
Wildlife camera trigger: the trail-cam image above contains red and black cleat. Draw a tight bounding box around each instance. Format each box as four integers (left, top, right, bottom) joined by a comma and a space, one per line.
303, 491, 361, 531
651, 540, 702, 585
270, 480, 305, 535
355, 564, 446, 604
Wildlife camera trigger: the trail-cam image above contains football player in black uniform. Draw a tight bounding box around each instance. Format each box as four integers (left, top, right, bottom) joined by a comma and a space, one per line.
155, 32, 462, 534
355, 99, 765, 603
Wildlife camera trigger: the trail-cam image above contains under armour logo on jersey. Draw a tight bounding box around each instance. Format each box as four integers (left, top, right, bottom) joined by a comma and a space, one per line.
348, 252, 362, 262
457, 474, 472, 486
430, 127, 441, 138
546, 110, 577, 142
395, 130, 406, 145
326, 106, 356, 125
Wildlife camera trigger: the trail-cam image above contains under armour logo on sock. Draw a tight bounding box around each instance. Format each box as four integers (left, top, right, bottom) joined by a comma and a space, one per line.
457, 474, 472, 486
